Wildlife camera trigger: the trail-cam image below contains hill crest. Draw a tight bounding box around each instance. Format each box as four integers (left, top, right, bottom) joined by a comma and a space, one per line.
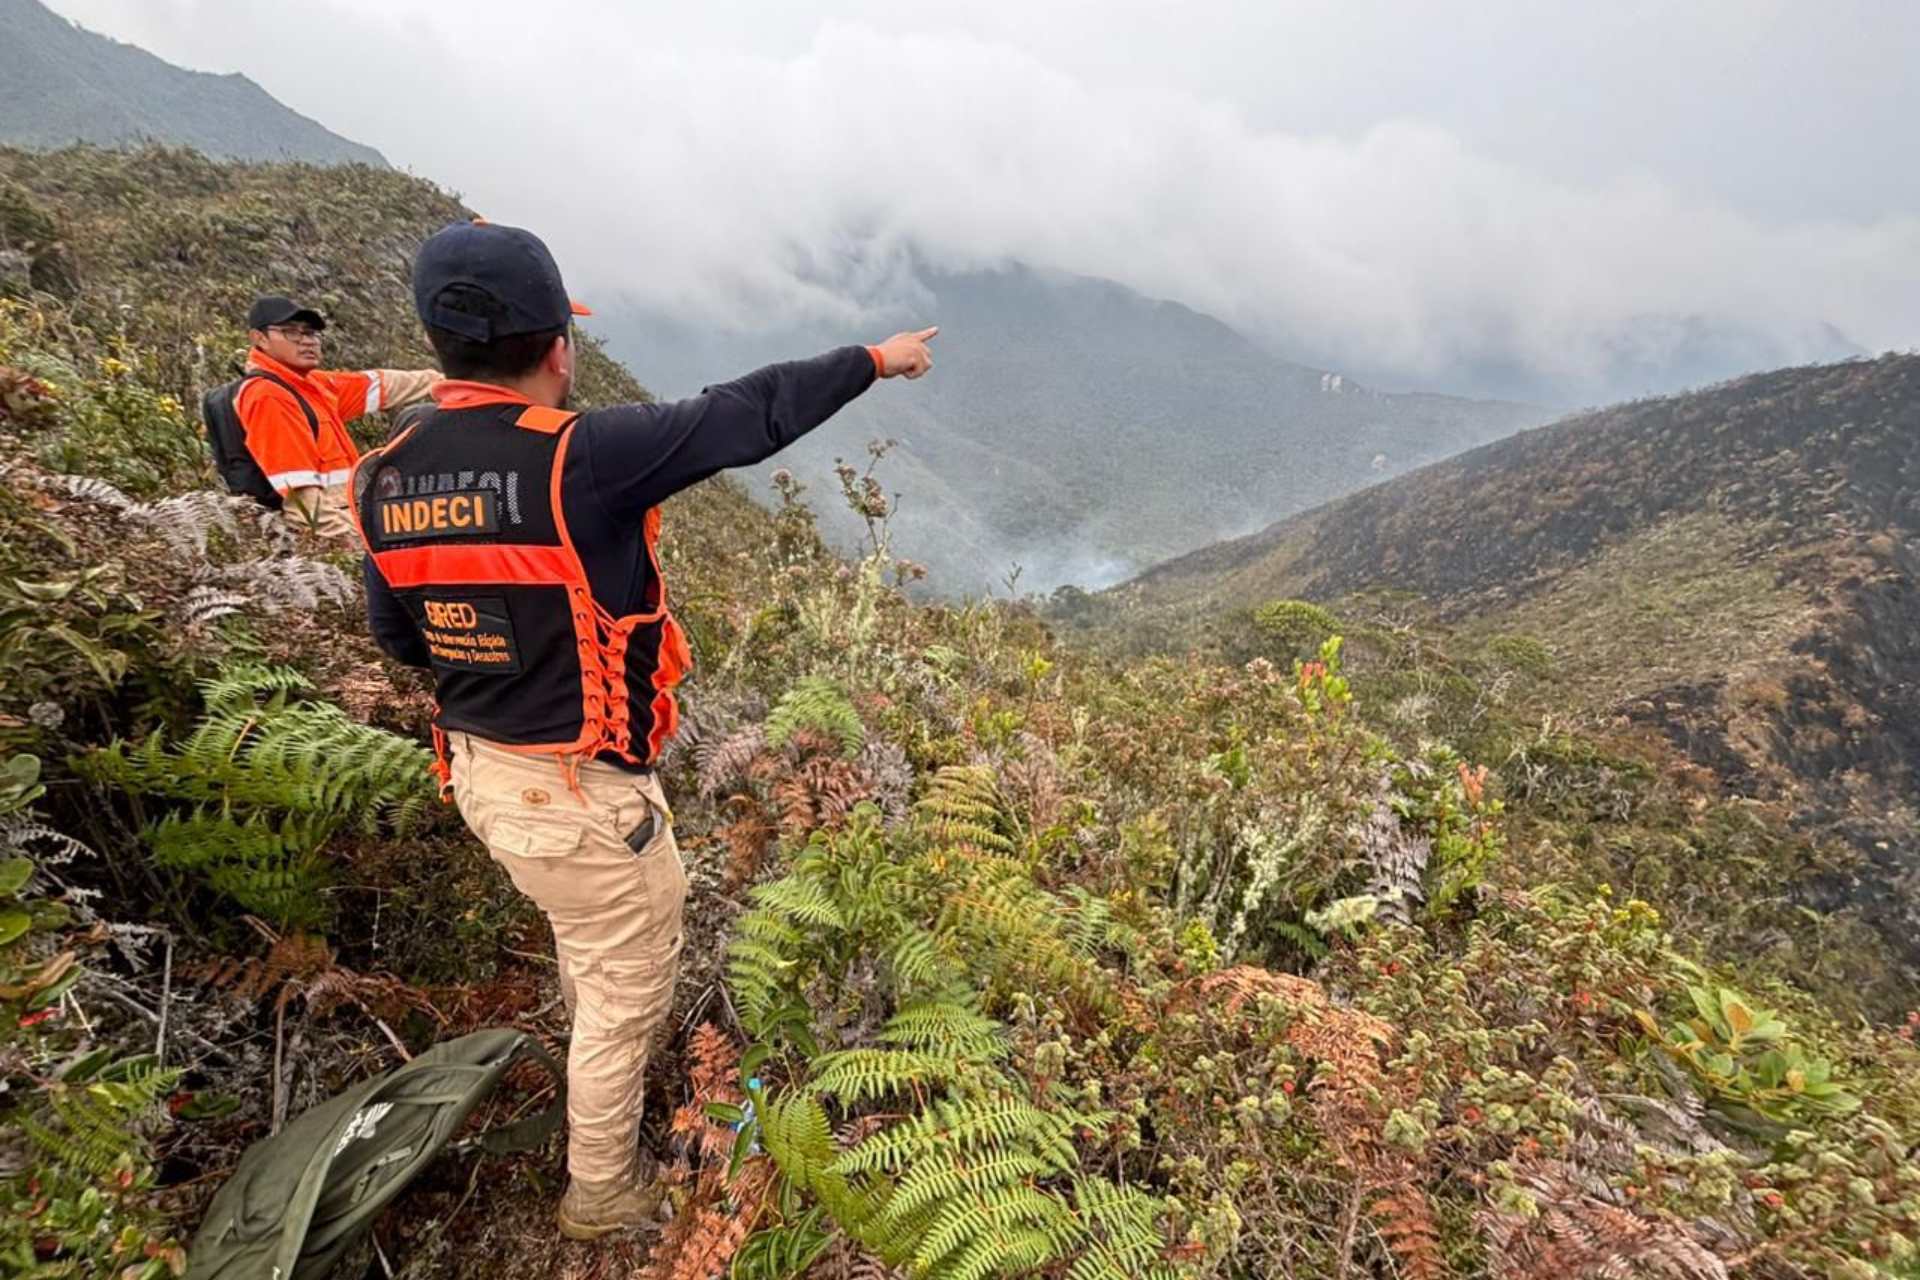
0, 0, 387, 167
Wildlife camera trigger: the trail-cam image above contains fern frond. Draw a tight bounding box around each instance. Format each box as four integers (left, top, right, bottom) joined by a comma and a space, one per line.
697, 725, 767, 798
19, 1062, 180, 1182
833, 1097, 1077, 1177
766, 676, 864, 757
915, 766, 1015, 854
125, 490, 243, 560
220, 555, 354, 612
876, 994, 1006, 1060
81, 662, 435, 928
182, 584, 250, 629
1, 815, 98, 864
885, 923, 960, 991
918, 1202, 1070, 1279
59, 474, 135, 510
1071, 1177, 1174, 1276
807, 1049, 966, 1104
747, 874, 848, 930
199, 661, 314, 710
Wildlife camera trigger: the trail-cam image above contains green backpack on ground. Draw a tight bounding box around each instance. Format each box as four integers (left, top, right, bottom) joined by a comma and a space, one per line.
187, 1028, 564, 1280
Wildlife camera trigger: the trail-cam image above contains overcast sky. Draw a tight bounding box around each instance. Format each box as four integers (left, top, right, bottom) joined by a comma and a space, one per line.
42, 0, 1920, 400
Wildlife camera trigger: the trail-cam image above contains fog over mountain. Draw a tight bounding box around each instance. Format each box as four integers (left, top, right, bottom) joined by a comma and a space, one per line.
598, 261, 1543, 592
37, 0, 1920, 408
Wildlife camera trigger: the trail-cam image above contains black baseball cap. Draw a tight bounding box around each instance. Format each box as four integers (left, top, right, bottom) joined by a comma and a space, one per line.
247, 295, 326, 332
412, 219, 591, 342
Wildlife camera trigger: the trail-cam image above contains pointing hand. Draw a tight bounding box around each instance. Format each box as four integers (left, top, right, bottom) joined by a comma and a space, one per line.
873, 326, 939, 379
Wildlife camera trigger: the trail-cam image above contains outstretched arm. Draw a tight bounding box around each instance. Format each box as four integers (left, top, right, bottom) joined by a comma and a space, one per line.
372, 368, 442, 411
314, 368, 443, 422
578, 328, 938, 521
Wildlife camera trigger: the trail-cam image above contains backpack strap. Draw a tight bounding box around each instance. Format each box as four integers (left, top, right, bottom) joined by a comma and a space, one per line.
243, 369, 322, 438
458, 1035, 568, 1157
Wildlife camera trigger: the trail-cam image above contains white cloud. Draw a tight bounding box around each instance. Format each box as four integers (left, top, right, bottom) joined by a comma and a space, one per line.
41, 0, 1920, 399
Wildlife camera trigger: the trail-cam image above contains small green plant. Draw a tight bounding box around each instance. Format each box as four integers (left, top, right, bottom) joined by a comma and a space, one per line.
0, 754, 81, 1018
5, 1053, 186, 1280
1, 754, 184, 1279
1483, 632, 1553, 678
0, 565, 163, 742
1292, 634, 1352, 720
21, 347, 207, 497
1635, 982, 1861, 1124
1390, 742, 1502, 919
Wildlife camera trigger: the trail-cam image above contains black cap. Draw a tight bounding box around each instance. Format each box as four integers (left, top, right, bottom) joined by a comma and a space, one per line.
247, 295, 326, 331
412, 219, 591, 341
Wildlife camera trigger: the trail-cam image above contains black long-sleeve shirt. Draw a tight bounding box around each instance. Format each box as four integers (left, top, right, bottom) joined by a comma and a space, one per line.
365, 345, 879, 666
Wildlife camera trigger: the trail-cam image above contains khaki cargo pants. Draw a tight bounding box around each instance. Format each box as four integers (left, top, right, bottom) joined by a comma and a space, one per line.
448, 732, 687, 1183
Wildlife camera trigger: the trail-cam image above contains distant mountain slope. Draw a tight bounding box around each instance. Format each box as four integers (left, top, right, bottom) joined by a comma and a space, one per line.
599, 264, 1545, 593
0, 0, 385, 167
1108, 354, 1920, 957
1119, 356, 1917, 613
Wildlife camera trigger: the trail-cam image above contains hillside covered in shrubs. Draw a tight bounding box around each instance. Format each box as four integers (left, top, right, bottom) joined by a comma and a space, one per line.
2, 147, 1917, 1280
1094, 356, 1920, 998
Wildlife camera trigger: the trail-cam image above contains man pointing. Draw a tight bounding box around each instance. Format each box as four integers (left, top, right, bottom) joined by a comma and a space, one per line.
350, 219, 934, 1239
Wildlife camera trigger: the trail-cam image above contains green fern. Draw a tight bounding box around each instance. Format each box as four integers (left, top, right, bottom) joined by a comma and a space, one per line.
765, 675, 864, 756
88, 664, 434, 832
725, 787, 1176, 1279
1271, 918, 1333, 961
198, 659, 312, 708
80, 662, 436, 928
878, 992, 1007, 1060
832, 1096, 1079, 1178
915, 765, 1015, 854
1067, 1178, 1182, 1280
805, 1048, 964, 1105
728, 808, 932, 1040
886, 922, 961, 991
747, 876, 847, 931
147, 810, 332, 929
936, 870, 1117, 1015
17, 1058, 178, 1180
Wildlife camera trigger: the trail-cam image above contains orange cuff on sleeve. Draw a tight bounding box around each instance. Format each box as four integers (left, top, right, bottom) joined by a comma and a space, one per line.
866, 345, 886, 378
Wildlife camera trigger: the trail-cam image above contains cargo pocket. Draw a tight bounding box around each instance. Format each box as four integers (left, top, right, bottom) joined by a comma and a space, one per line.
483, 815, 591, 910
488, 816, 585, 859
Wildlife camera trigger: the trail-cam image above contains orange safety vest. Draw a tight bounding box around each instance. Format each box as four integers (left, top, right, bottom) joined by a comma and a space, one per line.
237, 351, 388, 494
350, 395, 691, 791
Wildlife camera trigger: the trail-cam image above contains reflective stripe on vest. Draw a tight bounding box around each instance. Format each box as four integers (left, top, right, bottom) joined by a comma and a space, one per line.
351, 404, 688, 771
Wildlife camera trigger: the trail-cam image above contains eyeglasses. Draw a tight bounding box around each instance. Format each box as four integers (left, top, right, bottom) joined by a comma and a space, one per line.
268, 325, 324, 343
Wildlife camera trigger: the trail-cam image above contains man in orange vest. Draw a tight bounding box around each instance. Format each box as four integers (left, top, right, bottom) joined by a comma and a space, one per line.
350, 221, 934, 1238
239, 295, 440, 538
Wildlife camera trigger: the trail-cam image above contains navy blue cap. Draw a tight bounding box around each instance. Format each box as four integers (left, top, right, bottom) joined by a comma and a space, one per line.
412, 219, 591, 341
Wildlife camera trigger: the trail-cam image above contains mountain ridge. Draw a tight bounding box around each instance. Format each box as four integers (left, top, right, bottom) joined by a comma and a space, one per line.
0, 0, 387, 167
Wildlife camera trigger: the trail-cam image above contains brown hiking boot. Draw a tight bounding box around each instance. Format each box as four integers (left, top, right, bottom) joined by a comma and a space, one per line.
556, 1173, 668, 1241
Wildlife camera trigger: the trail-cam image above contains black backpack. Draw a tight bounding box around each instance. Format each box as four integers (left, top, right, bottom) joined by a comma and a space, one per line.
200, 370, 320, 511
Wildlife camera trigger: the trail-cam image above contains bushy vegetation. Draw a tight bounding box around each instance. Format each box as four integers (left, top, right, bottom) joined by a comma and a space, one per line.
0, 145, 1914, 1280
1097, 355, 1920, 1003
